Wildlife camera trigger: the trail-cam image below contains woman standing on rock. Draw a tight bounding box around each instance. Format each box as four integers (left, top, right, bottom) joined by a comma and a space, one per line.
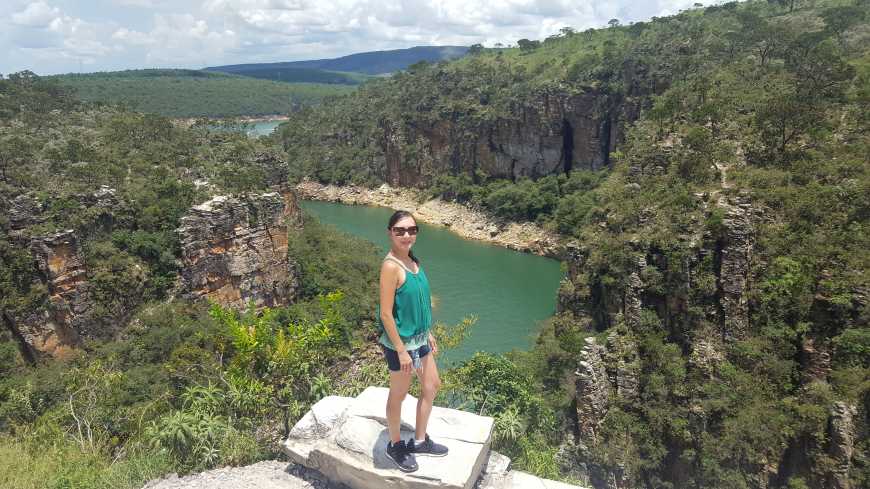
378, 210, 449, 473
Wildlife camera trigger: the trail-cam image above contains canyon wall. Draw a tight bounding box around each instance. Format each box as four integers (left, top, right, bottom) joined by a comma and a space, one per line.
177, 190, 303, 309
380, 89, 644, 186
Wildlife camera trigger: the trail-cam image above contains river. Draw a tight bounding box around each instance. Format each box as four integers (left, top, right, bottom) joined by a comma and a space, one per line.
248, 119, 285, 137
299, 200, 563, 363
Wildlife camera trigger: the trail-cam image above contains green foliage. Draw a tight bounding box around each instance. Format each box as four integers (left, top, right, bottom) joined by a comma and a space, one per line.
444, 352, 556, 459
285, 213, 381, 326
832, 328, 870, 368
144, 385, 262, 472
51, 69, 356, 117
205, 66, 373, 85
0, 434, 172, 489
431, 315, 477, 354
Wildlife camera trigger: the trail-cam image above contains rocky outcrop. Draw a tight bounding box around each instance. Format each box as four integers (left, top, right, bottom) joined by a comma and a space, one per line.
1, 186, 134, 358
283, 387, 590, 489
573, 332, 639, 489
285, 386, 494, 489
575, 338, 610, 445
715, 194, 754, 341
827, 402, 858, 489
178, 191, 303, 309
381, 88, 641, 186
294, 180, 565, 258
12, 230, 90, 357
7, 193, 45, 231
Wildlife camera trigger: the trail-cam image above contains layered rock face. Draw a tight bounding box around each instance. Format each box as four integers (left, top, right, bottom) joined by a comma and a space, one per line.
381, 89, 642, 186
12, 230, 90, 358
715, 194, 754, 341
178, 191, 303, 309
558, 194, 755, 339
573, 333, 639, 489
559, 192, 864, 488
3, 187, 122, 358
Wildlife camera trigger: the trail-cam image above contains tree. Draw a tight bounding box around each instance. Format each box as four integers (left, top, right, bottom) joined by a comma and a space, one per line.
211, 292, 347, 436
768, 0, 799, 13
608, 18, 621, 28
821, 6, 866, 47
787, 39, 855, 99
517, 39, 541, 51
0, 125, 33, 184
739, 13, 791, 66
468, 43, 484, 55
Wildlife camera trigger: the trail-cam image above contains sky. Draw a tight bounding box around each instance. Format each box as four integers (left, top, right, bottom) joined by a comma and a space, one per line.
2, 0, 715, 76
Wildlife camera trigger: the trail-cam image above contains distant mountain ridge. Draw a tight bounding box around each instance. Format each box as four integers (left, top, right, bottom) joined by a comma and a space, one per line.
204, 45, 469, 76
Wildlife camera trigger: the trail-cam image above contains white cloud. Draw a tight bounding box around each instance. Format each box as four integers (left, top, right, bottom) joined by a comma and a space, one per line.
112, 27, 156, 45
11, 1, 61, 27
3, 0, 721, 75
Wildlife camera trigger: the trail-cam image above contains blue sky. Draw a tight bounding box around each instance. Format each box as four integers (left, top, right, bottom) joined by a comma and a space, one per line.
2, 0, 714, 75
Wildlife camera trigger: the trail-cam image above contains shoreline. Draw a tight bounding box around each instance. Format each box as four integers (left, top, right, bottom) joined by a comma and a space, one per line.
172, 115, 289, 126
293, 180, 567, 260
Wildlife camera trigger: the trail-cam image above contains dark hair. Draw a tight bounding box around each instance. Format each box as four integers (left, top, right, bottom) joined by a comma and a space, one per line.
387, 210, 419, 264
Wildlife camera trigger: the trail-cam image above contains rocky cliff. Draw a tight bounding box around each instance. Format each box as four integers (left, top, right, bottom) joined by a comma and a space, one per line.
10, 230, 90, 358
3, 187, 122, 358
558, 192, 864, 488
381, 88, 642, 187
2, 188, 306, 359
177, 190, 303, 309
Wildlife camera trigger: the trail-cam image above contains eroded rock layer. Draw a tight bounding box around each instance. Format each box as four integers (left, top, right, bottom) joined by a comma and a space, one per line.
381, 89, 642, 186
14, 230, 90, 357
178, 191, 303, 309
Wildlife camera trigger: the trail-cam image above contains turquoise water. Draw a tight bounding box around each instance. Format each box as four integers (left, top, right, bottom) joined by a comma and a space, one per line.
248, 120, 284, 137
299, 200, 563, 362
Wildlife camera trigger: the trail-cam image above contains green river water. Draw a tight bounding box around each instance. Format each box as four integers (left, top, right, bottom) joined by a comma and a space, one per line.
248, 120, 284, 137
299, 200, 564, 362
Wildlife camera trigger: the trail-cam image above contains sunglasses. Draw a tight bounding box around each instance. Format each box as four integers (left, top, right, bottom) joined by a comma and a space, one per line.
391, 226, 419, 236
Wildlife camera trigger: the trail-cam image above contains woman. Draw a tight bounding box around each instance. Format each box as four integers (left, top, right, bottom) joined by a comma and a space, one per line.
378, 210, 448, 473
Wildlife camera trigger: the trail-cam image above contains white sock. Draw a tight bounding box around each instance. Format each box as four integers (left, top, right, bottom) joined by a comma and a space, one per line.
415, 438, 425, 444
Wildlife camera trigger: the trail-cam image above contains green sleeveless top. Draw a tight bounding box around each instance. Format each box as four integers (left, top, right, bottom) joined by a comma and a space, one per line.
378, 254, 432, 350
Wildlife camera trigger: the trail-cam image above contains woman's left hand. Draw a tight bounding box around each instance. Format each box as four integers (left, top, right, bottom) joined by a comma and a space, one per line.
429, 332, 438, 355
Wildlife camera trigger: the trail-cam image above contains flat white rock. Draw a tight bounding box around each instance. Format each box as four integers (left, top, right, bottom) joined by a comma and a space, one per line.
284, 386, 494, 489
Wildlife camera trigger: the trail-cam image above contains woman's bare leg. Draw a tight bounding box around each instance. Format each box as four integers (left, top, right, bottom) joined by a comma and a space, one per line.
387, 369, 413, 443
414, 353, 441, 440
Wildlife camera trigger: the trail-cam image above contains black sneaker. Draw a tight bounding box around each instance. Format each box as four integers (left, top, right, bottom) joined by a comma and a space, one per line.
385, 439, 418, 472
408, 434, 449, 457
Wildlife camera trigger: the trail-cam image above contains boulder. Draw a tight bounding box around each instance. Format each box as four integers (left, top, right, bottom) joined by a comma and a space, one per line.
284, 386, 494, 489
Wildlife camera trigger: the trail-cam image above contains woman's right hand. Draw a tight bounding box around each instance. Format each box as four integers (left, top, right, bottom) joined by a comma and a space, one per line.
398, 350, 412, 373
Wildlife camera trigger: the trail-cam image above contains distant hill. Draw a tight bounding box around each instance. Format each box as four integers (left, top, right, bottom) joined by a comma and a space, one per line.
51, 69, 355, 118
201, 65, 374, 85
205, 45, 469, 77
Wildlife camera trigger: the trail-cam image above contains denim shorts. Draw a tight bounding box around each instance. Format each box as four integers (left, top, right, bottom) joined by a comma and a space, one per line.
382, 343, 431, 372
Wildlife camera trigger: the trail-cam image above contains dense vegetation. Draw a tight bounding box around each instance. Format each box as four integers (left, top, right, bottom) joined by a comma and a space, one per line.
2, 0, 869, 488
0, 72, 499, 488
208, 45, 469, 76
203, 65, 373, 85
51, 69, 356, 118
0, 71, 387, 487
277, 1, 869, 487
